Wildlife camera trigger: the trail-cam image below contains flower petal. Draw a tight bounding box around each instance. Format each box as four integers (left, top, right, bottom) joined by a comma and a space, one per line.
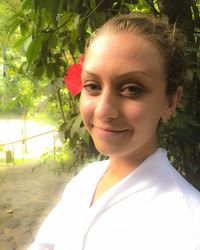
64, 64, 82, 96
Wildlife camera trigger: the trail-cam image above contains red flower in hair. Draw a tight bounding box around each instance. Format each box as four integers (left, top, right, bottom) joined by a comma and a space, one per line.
64, 54, 85, 96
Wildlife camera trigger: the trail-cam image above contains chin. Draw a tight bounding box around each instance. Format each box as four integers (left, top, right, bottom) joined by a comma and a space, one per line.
93, 142, 124, 157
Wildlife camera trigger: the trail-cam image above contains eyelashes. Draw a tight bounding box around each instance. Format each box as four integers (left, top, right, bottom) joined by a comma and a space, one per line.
120, 84, 144, 95
82, 83, 101, 96
82, 82, 145, 97
83, 83, 101, 91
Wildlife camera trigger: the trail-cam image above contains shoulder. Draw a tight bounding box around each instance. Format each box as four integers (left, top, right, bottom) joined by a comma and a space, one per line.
168, 163, 200, 212
156, 148, 200, 210
164, 155, 199, 199
148, 149, 200, 240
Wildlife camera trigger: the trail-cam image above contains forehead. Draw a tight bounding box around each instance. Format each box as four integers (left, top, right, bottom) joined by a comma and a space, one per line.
84, 32, 164, 78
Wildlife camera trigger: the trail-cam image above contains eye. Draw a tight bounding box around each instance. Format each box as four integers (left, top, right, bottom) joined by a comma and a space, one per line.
83, 82, 101, 95
121, 84, 144, 97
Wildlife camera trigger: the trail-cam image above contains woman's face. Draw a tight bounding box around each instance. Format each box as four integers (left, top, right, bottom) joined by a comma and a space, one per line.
80, 32, 177, 158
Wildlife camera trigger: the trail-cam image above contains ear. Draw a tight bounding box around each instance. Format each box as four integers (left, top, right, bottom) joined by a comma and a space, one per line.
161, 86, 183, 122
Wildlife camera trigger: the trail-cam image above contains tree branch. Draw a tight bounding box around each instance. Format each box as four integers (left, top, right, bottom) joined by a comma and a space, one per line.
82, 0, 104, 20
57, 89, 66, 122
39, 13, 74, 34
145, 0, 161, 16
191, 0, 200, 29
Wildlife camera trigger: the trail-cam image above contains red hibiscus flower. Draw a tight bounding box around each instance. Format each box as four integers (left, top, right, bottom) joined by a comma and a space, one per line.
64, 54, 85, 96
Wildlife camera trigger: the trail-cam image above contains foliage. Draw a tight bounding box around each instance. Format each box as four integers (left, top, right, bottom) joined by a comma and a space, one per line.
2, 0, 143, 171
157, 0, 200, 189
0, 0, 35, 116
1, 0, 200, 189
0, 49, 34, 115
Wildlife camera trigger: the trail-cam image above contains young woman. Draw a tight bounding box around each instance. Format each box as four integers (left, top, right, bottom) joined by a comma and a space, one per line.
29, 13, 200, 250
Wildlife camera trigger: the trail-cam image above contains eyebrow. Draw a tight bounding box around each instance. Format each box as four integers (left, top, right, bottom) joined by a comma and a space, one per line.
82, 70, 152, 79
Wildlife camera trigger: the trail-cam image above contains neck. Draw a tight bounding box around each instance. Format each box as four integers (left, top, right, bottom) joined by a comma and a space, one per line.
91, 143, 159, 206
107, 144, 159, 180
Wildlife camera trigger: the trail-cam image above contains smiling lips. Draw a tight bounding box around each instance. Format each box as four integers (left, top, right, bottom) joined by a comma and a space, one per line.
93, 126, 129, 136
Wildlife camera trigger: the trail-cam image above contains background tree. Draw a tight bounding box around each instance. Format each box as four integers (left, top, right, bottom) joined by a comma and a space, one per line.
2, 0, 200, 188
157, 0, 200, 188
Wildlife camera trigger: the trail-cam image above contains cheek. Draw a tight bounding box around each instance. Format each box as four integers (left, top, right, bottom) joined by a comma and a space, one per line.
124, 100, 163, 125
80, 95, 95, 123
123, 102, 147, 122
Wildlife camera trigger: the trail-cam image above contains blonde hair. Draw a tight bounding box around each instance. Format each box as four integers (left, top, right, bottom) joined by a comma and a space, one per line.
86, 13, 187, 95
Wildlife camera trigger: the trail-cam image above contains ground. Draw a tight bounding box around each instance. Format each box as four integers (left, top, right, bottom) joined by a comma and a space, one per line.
0, 161, 70, 250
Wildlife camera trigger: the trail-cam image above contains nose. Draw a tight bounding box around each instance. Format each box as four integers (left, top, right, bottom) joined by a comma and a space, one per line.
94, 88, 119, 121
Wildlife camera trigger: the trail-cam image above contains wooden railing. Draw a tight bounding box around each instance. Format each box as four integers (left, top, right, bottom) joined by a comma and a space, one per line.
0, 130, 57, 164
0, 130, 56, 147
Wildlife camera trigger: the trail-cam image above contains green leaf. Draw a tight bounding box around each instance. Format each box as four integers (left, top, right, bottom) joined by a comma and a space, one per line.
24, 36, 32, 51
51, 0, 64, 25
90, 12, 106, 30
13, 35, 31, 49
46, 64, 53, 78
79, 127, 89, 142
56, 57, 66, 66
20, 22, 29, 36
83, 131, 90, 145
34, 0, 40, 12
67, 14, 80, 31
26, 35, 43, 63
52, 63, 61, 77
7, 18, 22, 37
22, 0, 33, 10
95, 11, 106, 28
34, 64, 45, 78
73, 15, 80, 29
71, 29, 78, 43
48, 33, 58, 48
90, 0, 96, 9
59, 31, 69, 38
71, 0, 80, 10
70, 114, 83, 137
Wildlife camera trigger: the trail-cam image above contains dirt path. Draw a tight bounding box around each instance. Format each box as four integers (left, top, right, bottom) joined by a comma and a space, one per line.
0, 161, 70, 250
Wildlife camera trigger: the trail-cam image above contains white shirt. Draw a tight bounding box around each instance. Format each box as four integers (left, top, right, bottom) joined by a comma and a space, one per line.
29, 148, 200, 250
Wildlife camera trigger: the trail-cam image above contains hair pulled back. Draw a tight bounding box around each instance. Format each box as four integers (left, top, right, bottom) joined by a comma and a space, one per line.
86, 13, 187, 95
